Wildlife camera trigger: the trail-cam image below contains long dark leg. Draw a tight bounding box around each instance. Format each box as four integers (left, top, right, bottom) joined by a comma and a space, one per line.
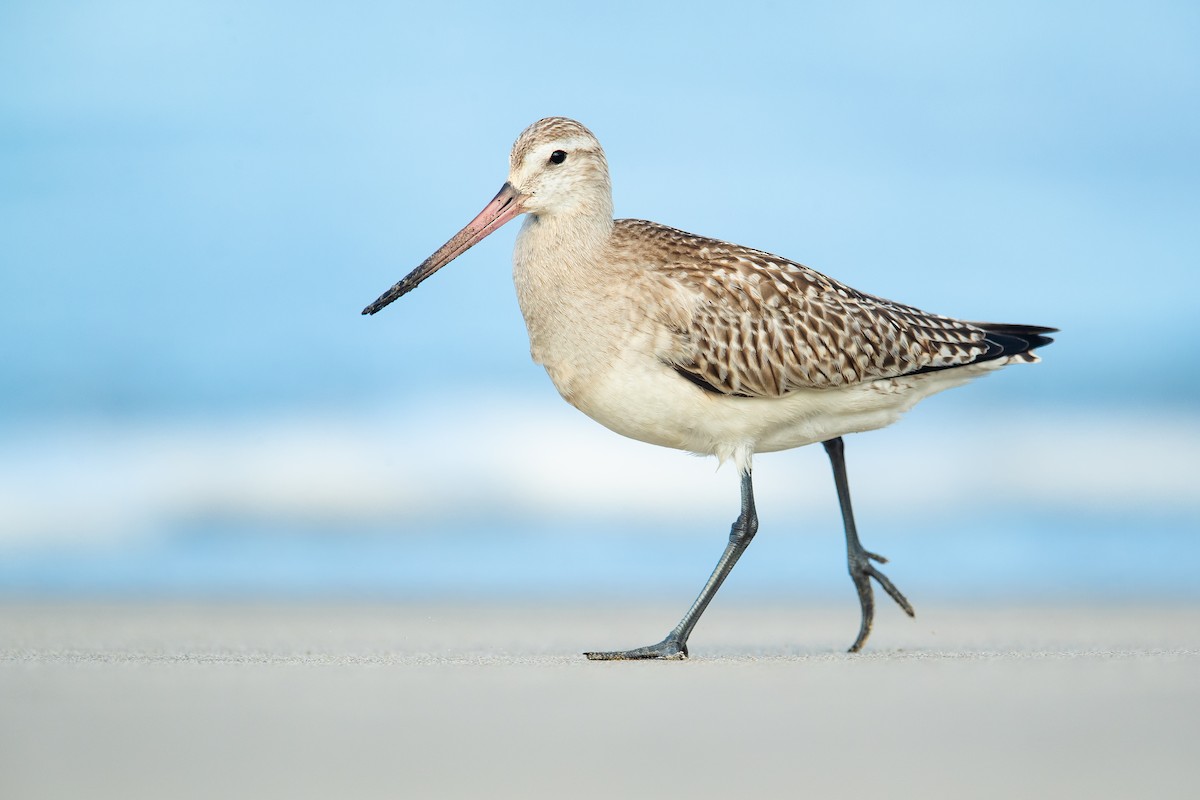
585, 469, 759, 660
822, 437, 914, 652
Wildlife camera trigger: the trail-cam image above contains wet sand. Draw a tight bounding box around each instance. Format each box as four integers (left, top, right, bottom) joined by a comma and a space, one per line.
2, 601, 1197, 798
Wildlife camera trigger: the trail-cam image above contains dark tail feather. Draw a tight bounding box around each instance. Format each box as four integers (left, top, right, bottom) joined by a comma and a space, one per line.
910, 322, 1058, 375
971, 323, 1057, 360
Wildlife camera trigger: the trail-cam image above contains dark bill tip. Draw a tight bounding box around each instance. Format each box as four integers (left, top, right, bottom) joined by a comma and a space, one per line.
361, 182, 523, 318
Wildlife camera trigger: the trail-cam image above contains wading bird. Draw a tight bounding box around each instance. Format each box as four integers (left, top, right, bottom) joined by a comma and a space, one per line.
363, 118, 1054, 659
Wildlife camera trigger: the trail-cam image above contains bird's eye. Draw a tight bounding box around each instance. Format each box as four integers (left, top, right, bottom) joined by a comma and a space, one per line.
549, 150, 567, 165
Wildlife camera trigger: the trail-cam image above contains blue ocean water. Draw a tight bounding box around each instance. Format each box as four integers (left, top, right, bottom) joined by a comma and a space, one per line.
2, 509, 1196, 601
2, 1, 1198, 600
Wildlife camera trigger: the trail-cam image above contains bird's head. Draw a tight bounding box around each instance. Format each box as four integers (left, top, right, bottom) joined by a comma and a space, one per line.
361, 117, 610, 316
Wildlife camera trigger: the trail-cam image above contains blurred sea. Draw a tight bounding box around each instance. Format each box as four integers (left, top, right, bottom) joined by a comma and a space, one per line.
2, 392, 1197, 600
2, 0, 1198, 600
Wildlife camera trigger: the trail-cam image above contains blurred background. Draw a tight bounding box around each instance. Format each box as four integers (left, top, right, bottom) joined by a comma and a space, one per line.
1, 0, 1197, 605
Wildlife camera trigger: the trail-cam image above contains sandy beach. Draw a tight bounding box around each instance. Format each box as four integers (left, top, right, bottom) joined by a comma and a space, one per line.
2, 601, 1197, 799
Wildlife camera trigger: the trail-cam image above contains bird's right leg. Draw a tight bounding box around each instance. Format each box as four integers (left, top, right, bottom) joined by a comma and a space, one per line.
822, 436, 915, 652
584, 469, 759, 660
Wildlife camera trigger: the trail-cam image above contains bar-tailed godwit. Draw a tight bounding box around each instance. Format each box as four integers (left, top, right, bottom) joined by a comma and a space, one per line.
364, 117, 1055, 660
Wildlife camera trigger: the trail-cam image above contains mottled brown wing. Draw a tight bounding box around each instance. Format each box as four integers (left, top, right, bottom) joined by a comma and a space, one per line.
618, 220, 996, 397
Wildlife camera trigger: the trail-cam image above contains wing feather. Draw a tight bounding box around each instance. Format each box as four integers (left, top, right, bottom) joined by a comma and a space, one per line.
615, 220, 998, 397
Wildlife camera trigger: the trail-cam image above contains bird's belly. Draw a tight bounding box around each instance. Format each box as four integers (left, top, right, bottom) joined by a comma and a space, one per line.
557, 355, 886, 466
556, 353, 998, 469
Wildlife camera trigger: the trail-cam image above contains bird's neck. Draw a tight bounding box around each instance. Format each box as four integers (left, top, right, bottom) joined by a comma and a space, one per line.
514, 209, 613, 273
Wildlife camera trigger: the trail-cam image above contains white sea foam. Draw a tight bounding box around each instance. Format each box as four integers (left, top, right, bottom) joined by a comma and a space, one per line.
1, 393, 1197, 543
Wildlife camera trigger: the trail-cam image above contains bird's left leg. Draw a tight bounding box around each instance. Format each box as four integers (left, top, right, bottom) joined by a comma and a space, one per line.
822, 436, 915, 652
